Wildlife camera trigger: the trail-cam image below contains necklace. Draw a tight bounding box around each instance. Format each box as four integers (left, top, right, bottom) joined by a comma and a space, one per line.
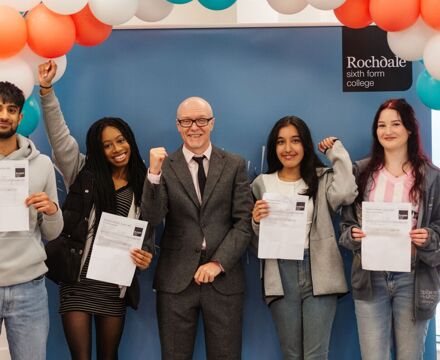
384, 165, 408, 178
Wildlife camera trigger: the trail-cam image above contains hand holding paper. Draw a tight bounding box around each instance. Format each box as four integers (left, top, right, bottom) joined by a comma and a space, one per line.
26, 192, 58, 215
410, 228, 429, 247
351, 227, 366, 241
130, 248, 153, 270
252, 199, 269, 223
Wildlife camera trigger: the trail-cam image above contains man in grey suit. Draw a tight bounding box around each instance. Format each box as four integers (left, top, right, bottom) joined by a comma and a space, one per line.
141, 96, 253, 359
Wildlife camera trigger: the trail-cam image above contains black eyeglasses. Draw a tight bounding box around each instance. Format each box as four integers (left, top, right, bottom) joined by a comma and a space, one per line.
177, 117, 213, 128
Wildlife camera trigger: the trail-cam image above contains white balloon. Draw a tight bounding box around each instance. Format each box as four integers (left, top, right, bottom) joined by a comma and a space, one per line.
18, 45, 44, 72
307, 0, 345, 11
136, 0, 174, 22
424, 34, 440, 81
0, 57, 34, 99
42, 0, 88, 15
89, 0, 139, 26
0, 0, 40, 12
387, 18, 436, 61
18, 45, 67, 85
267, 0, 307, 14
52, 56, 67, 84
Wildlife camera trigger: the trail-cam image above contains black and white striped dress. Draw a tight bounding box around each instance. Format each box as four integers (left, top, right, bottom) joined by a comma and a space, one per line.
59, 185, 133, 316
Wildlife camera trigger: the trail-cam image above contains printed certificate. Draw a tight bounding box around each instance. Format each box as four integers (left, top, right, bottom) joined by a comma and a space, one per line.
0, 160, 29, 231
258, 193, 308, 260
87, 212, 147, 286
362, 201, 412, 272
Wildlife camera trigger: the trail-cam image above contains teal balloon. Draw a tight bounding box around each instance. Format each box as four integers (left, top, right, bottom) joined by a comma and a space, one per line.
17, 95, 41, 136
198, 0, 236, 10
167, 0, 192, 4
416, 70, 440, 110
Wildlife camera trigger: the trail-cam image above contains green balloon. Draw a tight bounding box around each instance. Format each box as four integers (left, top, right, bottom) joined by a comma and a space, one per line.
167, 0, 192, 4
17, 95, 41, 137
198, 0, 236, 10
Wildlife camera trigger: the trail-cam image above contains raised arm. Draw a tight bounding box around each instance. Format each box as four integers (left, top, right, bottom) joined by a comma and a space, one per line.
39, 60, 85, 187
320, 139, 358, 212
140, 147, 169, 227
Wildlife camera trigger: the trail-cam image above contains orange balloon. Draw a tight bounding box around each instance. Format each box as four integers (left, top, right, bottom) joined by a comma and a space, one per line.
370, 0, 420, 32
71, 5, 112, 47
334, 0, 372, 29
26, 4, 76, 58
0, 5, 27, 59
421, 0, 440, 30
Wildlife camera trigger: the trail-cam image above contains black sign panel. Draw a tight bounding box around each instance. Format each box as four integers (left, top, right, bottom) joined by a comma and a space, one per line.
342, 27, 412, 92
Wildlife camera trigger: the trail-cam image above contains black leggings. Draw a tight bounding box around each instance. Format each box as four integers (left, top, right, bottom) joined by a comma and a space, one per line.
61, 311, 125, 360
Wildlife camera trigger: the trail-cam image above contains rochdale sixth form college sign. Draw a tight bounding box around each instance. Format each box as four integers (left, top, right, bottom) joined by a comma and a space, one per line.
342, 27, 412, 92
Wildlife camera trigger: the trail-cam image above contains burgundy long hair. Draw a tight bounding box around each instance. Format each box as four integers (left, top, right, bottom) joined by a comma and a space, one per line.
358, 99, 429, 203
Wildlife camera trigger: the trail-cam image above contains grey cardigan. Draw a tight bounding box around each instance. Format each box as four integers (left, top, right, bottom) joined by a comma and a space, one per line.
339, 159, 440, 320
252, 141, 357, 303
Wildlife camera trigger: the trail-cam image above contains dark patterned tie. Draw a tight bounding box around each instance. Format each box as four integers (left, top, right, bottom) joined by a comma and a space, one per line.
193, 156, 206, 197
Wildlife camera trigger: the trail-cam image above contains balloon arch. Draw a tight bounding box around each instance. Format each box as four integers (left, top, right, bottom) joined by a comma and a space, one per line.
0, 0, 439, 135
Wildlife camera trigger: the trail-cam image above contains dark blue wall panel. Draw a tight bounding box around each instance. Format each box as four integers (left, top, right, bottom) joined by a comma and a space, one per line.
29, 26, 434, 359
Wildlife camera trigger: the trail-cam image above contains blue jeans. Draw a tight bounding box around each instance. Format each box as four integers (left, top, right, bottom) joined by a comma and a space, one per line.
354, 271, 429, 360
270, 251, 337, 360
0, 276, 49, 360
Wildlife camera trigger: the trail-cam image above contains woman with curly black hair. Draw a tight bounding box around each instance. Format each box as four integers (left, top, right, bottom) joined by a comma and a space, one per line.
39, 60, 153, 360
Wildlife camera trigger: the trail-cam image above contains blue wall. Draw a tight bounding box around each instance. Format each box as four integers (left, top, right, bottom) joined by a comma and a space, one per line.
30, 26, 435, 359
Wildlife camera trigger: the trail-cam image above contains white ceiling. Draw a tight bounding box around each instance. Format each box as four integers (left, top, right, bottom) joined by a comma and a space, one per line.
117, 0, 339, 29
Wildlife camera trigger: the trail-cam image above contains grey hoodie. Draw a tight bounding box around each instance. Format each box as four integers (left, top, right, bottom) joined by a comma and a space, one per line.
0, 135, 63, 286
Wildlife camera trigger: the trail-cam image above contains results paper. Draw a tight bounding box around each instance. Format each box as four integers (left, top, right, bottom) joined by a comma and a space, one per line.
258, 193, 308, 260
361, 201, 412, 272
86, 212, 147, 286
0, 160, 29, 231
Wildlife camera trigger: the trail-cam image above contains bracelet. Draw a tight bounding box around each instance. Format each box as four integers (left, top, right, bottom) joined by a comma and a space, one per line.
40, 84, 52, 89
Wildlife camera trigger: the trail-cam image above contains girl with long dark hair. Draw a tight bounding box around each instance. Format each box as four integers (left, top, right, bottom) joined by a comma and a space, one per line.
251, 116, 357, 359
339, 99, 440, 360
38, 60, 153, 360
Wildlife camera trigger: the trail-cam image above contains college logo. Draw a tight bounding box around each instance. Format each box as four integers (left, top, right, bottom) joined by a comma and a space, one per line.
296, 202, 305, 211
398, 210, 409, 220
15, 167, 25, 178
342, 27, 412, 92
133, 227, 143, 237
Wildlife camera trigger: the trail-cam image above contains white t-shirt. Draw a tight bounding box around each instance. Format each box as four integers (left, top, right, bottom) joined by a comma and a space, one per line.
262, 172, 314, 249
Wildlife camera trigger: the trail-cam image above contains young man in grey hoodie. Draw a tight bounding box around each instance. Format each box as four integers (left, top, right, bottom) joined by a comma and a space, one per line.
0, 82, 63, 360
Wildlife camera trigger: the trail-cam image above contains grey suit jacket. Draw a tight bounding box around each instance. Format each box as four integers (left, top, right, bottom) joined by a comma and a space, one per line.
141, 145, 253, 295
